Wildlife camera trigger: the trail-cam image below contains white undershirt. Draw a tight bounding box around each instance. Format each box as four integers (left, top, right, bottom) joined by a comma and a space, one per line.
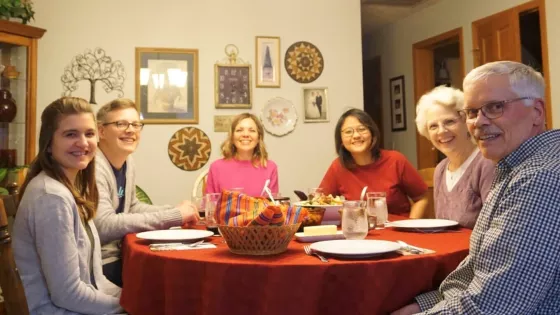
445, 148, 479, 192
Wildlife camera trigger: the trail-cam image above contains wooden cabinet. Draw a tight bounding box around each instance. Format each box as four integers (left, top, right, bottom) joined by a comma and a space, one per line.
0, 20, 45, 172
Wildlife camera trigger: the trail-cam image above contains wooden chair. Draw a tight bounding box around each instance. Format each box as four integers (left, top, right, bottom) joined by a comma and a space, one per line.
191, 168, 209, 198
0, 196, 29, 315
416, 167, 436, 219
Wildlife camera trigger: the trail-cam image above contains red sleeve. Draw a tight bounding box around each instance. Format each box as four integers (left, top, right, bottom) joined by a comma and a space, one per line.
319, 159, 340, 196
396, 153, 428, 199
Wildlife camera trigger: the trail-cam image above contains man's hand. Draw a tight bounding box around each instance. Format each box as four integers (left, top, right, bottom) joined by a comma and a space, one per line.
177, 200, 199, 225
391, 303, 421, 315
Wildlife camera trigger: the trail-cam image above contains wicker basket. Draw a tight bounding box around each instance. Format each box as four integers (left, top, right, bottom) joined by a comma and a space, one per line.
218, 223, 301, 256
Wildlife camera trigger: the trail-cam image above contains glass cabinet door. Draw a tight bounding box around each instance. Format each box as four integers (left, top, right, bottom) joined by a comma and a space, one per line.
0, 42, 28, 169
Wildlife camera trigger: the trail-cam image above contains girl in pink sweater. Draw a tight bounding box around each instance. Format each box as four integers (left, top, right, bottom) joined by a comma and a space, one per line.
205, 113, 278, 197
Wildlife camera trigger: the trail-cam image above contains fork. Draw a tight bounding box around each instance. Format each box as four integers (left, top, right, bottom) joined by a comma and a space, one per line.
304, 245, 329, 263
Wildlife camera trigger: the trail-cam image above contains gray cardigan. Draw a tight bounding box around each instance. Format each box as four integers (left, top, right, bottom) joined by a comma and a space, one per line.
93, 150, 183, 264
13, 172, 124, 314
434, 151, 495, 228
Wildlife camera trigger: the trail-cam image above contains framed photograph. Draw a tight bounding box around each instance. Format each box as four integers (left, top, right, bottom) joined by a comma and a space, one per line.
215, 64, 252, 108
255, 36, 281, 88
390, 75, 406, 131
302, 87, 329, 123
135, 48, 198, 124
213, 115, 236, 132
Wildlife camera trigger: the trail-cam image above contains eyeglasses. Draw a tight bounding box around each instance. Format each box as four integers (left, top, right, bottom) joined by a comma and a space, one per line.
103, 120, 145, 131
427, 114, 464, 133
461, 97, 536, 121
341, 125, 370, 138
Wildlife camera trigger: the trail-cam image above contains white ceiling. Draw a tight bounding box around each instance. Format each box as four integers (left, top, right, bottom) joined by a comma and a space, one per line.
361, 0, 440, 36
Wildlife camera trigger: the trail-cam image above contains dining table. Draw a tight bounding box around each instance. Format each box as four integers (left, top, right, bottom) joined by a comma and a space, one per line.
120, 216, 471, 315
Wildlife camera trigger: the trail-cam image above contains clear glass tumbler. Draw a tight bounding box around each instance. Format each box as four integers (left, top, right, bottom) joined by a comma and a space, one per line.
367, 192, 388, 229
341, 200, 368, 240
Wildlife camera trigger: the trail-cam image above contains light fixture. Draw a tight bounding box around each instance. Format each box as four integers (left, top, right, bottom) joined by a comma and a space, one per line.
437, 60, 450, 81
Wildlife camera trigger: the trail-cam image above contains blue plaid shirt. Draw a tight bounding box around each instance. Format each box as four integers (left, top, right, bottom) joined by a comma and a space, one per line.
415, 130, 560, 314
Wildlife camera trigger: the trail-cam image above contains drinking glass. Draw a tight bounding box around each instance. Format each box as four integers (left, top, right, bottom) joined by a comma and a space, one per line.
308, 187, 324, 202
191, 196, 206, 225
341, 200, 368, 240
205, 193, 221, 235
367, 192, 388, 229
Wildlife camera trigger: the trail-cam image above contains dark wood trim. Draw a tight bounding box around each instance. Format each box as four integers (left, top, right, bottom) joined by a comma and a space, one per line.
0, 20, 45, 39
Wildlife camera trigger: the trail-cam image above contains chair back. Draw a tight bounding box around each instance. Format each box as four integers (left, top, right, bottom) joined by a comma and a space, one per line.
191, 168, 209, 198
0, 197, 29, 315
417, 167, 436, 219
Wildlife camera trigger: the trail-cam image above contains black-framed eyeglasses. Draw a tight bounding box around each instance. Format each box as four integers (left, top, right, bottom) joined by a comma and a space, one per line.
341, 125, 370, 138
461, 97, 536, 121
103, 120, 145, 131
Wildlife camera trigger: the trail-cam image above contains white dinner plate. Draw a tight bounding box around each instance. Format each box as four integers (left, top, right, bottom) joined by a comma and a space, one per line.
389, 219, 459, 231
310, 240, 401, 258
293, 202, 343, 225
136, 229, 214, 242
295, 231, 345, 243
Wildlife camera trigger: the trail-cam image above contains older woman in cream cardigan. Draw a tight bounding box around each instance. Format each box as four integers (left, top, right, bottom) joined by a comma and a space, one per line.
415, 86, 495, 228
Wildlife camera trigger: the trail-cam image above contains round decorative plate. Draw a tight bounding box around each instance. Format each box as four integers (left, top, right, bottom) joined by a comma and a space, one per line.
168, 127, 212, 171
284, 41, 324, 83
260, 97, 298, 137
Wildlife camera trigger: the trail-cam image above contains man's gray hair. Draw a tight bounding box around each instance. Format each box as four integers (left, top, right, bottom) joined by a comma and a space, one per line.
463, 61, 545, 103
415, 85, 464, 139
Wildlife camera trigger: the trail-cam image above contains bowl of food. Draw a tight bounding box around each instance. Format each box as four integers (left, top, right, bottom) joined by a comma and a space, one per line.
294, 194, 344, 225
297, 207, 326, 232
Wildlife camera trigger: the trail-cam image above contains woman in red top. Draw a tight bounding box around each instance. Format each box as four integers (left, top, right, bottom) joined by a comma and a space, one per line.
319, 109, 428, 216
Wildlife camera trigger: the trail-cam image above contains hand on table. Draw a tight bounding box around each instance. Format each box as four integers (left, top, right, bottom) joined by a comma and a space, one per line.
391, 302, 421, 315
177, 200, 199, 226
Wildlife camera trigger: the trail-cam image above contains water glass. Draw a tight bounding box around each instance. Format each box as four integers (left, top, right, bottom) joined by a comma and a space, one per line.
308, 187, 324, 201
341, 200, 368, 240
191, 196, 206, 225
205, 193, 221, 234
367, 192, 388, 229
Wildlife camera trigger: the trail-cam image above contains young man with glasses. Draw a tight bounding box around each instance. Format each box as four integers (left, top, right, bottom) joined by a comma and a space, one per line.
393, 61, 560, 314
94, 98, 198, 287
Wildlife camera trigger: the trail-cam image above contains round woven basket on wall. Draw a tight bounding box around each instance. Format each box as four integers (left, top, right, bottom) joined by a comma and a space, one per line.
218, 224, 301, 256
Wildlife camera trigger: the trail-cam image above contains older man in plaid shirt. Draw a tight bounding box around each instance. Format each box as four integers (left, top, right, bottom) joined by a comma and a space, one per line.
393, 61, 560, 315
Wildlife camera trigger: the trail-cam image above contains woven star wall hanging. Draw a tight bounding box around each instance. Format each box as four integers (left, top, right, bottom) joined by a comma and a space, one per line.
284, 41, 324, 83
168, 127, 212, 171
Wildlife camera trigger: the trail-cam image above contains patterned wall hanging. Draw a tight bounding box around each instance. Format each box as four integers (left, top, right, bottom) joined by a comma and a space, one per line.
168, 127, 212, 171
284, 41, 324, 83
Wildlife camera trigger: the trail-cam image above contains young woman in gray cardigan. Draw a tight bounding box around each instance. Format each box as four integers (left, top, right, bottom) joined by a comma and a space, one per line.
13, 97, 124, 314
94, 99, 198, 286
415, 86, 495, 228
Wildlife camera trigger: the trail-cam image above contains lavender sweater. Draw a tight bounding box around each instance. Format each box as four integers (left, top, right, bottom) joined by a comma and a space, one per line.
434, 151, 495, 228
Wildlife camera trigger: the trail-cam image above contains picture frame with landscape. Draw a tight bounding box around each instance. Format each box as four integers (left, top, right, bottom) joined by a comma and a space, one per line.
135, 47, 199, 124
255, 36, 281, 88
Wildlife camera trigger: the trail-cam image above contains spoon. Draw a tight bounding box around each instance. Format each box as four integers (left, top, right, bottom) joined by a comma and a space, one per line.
360, 186, 368, 202
260, 179, 271, 196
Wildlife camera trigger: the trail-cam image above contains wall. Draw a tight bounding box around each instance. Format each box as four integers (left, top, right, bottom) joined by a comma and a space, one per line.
31, 0, 364, 204
365, 0, 558, 166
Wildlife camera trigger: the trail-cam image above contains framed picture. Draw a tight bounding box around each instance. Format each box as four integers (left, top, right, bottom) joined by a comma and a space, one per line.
255, 36, 281, 88
135, 47, 199, 124
215, 64, 252, 108
390, 75, 406, 131
213, 115, 236, 132
303, 87, 329, 123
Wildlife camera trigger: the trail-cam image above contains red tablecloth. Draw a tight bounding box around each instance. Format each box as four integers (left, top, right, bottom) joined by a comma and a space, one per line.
121, 222, 470, 315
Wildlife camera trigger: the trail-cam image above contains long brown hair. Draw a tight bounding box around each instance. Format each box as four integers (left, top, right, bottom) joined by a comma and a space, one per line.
334, 108, 381, 169
19, 97, 99, 221
220, 113, 269, 167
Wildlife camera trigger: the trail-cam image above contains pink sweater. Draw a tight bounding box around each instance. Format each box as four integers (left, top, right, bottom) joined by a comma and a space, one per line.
204, 158, 279, 197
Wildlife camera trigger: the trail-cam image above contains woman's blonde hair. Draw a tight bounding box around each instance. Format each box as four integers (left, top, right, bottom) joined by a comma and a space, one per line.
19, 97, 99, 221
221, 113, 269, 167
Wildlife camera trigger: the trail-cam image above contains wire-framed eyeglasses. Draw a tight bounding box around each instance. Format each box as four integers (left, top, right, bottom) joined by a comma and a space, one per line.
341, 125, 370, 138
103, 120, 145, 131
461, 97, 536, 121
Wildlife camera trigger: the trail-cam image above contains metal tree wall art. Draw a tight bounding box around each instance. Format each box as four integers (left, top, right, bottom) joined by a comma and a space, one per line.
61, 48, 126, 104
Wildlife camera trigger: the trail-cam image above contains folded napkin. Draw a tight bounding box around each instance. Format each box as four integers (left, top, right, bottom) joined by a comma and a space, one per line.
214, 191, 309, 227
149, 243, 217, 251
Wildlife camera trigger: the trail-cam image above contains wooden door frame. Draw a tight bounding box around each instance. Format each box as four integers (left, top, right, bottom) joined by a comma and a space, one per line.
472, 0, 551, 128
412, 27, 464, 169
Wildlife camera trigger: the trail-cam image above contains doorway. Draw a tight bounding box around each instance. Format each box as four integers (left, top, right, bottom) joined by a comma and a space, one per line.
472, 0, 551, 127
363, 56, 384, 148
412, 28, 464, 169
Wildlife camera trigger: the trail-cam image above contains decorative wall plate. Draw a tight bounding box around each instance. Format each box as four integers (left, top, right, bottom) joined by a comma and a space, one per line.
260, 97, 297, 137
168, 127, 212, 171
284, 41, 324, 83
